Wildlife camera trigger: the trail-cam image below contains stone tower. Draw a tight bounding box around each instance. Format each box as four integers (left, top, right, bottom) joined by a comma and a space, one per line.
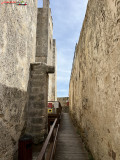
25, 0, 57, 143
43, 0, 49, 8
36, 0, 57, 101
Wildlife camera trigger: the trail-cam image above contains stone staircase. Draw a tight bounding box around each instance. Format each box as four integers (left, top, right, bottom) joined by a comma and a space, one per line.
25, 63, 54, 144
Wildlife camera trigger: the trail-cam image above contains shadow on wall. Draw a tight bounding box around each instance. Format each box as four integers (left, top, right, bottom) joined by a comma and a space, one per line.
0, 83, 28, 160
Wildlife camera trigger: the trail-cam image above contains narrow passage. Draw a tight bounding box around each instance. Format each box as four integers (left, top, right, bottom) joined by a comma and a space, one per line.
54, 113, 89, 160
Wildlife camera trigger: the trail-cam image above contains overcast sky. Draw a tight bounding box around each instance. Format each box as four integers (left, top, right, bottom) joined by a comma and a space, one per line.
38, 0, 88, 97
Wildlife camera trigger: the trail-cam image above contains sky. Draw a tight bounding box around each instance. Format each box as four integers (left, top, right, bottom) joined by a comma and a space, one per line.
38, 0, 88, 97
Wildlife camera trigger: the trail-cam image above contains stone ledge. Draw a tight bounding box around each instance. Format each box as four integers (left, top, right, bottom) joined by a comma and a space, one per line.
30, 62, 54, 74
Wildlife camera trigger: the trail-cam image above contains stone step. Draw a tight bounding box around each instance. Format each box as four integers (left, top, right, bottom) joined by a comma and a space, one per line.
31, 63, 47, 70
31, 69, 47, 74
30, 79, 44, 83
28, 101, 45, 109
29, 94, 45, 102
26, 125, 46, 133
26, 129, 46, 136
30, 87, 45, 95
29, 117, 46, 124
25, 129, 46, 143
28, 109, 47, 117
27, 122, 46, 128
31, 73, 43, 79
30, 79, 45, 87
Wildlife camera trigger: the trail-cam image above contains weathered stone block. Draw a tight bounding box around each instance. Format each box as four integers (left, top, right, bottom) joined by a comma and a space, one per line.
31, 80, 46, 87
30, 87, 41, 94
26, 62, 54, 144
31, 74, 44, 80
28, 109, 46, 117
36, 7, 57, 101
29, 101, 45, 109
32, 129, 46, 144
30, 117, 45, 124
29, 94, 46, 102
47, 66, 55, 73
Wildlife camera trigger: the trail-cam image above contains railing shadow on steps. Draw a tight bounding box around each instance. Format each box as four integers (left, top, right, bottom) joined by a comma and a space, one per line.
37, 118, 59, 160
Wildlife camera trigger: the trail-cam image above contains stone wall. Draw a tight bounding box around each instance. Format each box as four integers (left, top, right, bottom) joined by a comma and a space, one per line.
0, 0, 38, 159
36, 2, 57, 101
25, 63, 54, 144
69, 0, 120, 160
48, 39, 57, 101
57, 97, 69, 113
36, 8, 48, 63
52, 39, 57, 101
47, 8, 56, 101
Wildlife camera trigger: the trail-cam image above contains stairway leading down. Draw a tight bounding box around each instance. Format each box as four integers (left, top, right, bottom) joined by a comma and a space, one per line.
54, 113, 89, 160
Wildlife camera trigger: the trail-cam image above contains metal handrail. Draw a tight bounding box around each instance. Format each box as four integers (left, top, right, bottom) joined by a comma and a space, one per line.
37, 118, 58, 160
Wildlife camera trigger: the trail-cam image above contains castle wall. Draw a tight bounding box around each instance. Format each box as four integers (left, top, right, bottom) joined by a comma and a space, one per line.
43, 0, 49, 8
69, 0, 120, 160
52, 39, 57, 101
36, 6, 57, 101
57, 97, 69, 113
25, 63, 54, 144
47, 8, 55, 101
0, 1, 38, 159
36, 8, 48, 63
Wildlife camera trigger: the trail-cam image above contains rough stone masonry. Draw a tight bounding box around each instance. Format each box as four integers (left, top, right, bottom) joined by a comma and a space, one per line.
25, 63, 54, 144
0, 0, 57, 159
0, 0, 38, 159
69, 0, 120, 160
36, 1, 57, 101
